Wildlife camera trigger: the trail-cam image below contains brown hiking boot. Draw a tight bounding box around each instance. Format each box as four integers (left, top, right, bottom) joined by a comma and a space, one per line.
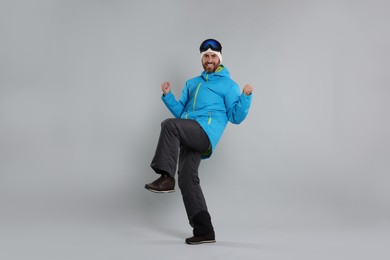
185, 231, 216, 245
145, 174, 175, 193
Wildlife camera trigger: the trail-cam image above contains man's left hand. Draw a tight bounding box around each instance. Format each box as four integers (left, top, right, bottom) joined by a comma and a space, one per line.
243, 84, 253, 96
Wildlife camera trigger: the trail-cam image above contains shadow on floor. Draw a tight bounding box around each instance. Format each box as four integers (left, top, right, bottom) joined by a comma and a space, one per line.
213, 241, 264, 251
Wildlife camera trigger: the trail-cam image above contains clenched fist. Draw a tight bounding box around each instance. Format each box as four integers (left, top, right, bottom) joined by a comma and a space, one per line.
243, 84, 253, 96
161, 81, 171, 95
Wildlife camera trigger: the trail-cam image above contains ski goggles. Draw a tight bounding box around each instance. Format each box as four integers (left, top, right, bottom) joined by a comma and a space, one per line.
199, 39, 222, 53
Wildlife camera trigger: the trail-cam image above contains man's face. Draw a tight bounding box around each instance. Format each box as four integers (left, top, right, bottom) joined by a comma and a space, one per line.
202, 53, 220, 73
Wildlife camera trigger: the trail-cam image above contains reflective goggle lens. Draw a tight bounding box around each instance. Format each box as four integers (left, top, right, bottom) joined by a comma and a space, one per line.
199, 39, 222, 53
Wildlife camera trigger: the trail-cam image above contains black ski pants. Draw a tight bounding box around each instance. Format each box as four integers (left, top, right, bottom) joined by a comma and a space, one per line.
150, 118, 213, 232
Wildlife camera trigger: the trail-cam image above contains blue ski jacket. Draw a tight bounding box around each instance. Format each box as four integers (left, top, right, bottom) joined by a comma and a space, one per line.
162, 65, 252, 158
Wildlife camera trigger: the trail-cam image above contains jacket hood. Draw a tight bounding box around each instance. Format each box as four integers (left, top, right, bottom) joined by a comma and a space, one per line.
201, 65, 230, 81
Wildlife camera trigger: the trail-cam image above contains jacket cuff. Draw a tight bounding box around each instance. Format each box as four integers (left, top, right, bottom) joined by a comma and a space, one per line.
240, 92, 252, 103
162, 91, 174, 98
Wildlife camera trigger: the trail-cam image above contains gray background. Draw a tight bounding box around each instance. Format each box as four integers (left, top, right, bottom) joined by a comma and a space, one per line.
1, 0, 389, 259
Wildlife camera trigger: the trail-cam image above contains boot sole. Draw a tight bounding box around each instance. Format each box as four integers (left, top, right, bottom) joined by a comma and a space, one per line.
186, 239, 216, 245
145, 186, 175, 193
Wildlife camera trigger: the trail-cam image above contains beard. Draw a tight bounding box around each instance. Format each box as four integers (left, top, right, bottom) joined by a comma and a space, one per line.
202, 61, 220, 73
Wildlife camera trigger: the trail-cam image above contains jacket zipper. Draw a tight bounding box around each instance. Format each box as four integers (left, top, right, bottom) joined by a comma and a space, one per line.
193, 83, 202, 111
208, 112, 212, 124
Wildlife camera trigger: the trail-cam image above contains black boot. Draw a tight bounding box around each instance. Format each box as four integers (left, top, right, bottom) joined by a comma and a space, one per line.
185, 211, 215, 245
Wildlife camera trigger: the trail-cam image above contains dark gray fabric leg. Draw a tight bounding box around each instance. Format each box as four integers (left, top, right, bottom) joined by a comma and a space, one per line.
150, 118, 210, 178
178, 144, 208, 224
150, 119, 180, 178
192, 211, 214, 236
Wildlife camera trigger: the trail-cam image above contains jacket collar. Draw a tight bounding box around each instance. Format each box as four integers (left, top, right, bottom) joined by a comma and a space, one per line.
201, 65, 229, 81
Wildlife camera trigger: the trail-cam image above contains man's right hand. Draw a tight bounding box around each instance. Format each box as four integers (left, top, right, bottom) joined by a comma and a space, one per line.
161, 82, 171, 95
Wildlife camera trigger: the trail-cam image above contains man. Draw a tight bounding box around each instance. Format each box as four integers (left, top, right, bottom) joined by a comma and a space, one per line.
145, 39, 253, 245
